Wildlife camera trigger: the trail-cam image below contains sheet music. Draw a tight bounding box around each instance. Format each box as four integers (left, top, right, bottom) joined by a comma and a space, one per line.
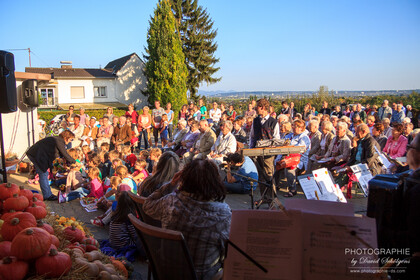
302, 213, 378, 280
298, 175, 322, 200
284, 199, 354, 216
350, 164, 372, 196
224, 210, 303, 280
312, 168, 346, 202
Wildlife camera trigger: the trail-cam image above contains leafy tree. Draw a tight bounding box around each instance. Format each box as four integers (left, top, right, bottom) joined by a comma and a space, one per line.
170, 0, 221, 101
143, 0, 188, 114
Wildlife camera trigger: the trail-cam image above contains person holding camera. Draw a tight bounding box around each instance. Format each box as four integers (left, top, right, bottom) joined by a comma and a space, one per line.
224, 153, 258, 194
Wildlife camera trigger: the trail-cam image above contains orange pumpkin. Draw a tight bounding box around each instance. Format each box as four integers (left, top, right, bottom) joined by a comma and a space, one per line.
11, 227, 51, 260
63, 225, 84, 242
3, 194, 29, 212
25, 204, 47, 220
31, 197, 46, 208
50, 234, 60, 248
0, 256, 28, 280
37, 221, 54, 234
0, 183, 19, 200
18, 187, 33, 201
33, 193, 44, 201
0, 210, 21, 222
1, 212, 37, 241
0, 241, 12, 259
35, 249, 72, 278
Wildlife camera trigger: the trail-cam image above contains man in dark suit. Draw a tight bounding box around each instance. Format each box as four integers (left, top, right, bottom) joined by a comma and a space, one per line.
26, 130, 76, 200
249, 99, 280, 199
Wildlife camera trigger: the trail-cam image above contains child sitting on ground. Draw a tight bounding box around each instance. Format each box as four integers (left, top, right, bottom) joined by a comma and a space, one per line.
58, 167, 103, 203
132, 159, 149, 185
97, 176, 121, 210
122, 145, 137, 172
99, 188, 143, 262
91, 183, 129, 227
115, 165, 137, 193
148, 148, 162, 175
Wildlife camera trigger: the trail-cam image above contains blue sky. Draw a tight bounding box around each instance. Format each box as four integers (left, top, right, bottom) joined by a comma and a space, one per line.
1, 0, 419, 92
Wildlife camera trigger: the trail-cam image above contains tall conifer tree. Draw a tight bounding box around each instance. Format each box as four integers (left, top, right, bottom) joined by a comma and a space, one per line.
143, 0, 188, 114
170, 0, 220, 100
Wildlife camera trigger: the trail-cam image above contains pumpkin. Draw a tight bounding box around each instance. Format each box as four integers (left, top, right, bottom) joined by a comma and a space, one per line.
0, 241, 12, 259
1, 212, 37, 241
35, 248, 72, 278
32, 197, 46, 208
111, 259, 128, 278
25, 204, 47, 220
0, 210, 21, 222
18, 186, 33, 201
50, 234, 60, 248
3, 194, 29, 211
33, 193, 44, 201
10, 227, 51, 260
0, 183, 19, 200
37, 221, 54, 234
66, 242, 86, 253
0, 256, 29, 280
81, 236, 99, 252
63, 225, 84, 242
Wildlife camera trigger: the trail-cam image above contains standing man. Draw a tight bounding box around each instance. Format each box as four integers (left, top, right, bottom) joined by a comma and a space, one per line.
151, 100, 165, 147
319, 101, 331, 115
249, 99, 280, 199
199, 99, 207, 120
378, 99, 392, 121
27, 130, 76, 200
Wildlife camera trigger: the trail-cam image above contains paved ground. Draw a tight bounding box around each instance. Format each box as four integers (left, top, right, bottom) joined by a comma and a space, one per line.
6, 171, 368, 279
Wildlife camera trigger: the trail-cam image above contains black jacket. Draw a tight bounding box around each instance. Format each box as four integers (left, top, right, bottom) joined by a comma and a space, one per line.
27, 136, 75, 172
347, 133, 381, 175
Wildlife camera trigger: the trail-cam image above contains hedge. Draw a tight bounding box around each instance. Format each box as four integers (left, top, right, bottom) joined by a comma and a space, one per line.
38, 109, 128, 123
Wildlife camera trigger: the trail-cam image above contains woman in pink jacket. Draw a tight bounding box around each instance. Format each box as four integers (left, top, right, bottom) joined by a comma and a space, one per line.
383, 123, 407, 159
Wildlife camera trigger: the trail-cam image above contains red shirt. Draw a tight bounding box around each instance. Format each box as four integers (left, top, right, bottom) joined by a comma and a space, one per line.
125, 110, 139, 124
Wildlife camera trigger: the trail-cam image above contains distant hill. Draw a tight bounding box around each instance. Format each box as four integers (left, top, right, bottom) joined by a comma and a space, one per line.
198, 89, 419, 98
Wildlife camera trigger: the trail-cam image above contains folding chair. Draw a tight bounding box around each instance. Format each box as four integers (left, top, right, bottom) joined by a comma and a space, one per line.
128, 214, 198, 280
127, 191, 161, 227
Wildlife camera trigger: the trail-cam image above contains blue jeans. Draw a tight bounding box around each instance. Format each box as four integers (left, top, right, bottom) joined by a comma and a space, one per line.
65, 188, 89, 202
138, 129, 148, 149
34, 165, 53, 199
224, 181, 250, 194
168, 124, 173, 140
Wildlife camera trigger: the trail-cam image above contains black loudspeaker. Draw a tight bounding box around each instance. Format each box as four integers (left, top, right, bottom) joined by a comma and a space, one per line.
22, 79, 39, 107
0, 51, 17, 113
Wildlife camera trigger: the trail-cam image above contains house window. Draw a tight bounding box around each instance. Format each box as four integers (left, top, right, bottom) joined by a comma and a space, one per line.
71, 86, 85, 99
40, 88, 56, 106
94, 86, 107, 97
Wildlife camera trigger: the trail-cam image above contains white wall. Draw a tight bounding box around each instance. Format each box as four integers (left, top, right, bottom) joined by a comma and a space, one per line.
116, 55, 148, 108
1, 81, 39, 159
56, 78, 116, 104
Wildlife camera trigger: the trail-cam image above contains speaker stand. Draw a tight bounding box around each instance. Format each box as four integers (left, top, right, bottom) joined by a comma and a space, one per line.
0, 113, 7, 183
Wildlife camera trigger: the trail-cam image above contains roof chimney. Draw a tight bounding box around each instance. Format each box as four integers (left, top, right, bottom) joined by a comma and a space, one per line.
60, 61, 72, 69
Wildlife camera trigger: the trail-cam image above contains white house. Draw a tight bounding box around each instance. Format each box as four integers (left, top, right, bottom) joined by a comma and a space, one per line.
25, 53, 147, 109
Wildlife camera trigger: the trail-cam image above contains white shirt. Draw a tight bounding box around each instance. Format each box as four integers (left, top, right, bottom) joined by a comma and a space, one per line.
209, 108, 222, 122
211, 132, 237, 155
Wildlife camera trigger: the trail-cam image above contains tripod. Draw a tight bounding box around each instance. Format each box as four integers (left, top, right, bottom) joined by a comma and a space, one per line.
226, 168, 276, 209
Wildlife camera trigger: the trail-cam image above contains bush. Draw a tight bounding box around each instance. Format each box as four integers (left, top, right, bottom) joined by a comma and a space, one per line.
38, 109, 127, 123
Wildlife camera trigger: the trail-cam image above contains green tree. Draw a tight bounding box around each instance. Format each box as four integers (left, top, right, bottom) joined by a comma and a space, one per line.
170, 0, 221, 101
143, 0, 188, 114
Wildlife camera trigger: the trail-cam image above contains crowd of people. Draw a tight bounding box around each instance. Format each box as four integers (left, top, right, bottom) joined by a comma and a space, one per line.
26, 97, 420, 279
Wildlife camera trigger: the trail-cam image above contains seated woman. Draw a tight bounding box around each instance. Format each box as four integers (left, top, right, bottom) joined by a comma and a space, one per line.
139, 151, 180, 197
318, 122, 351, 170
372, 123, 388, 151
143, 159, 232, 280
232, 118, 247, 144
383, 123, 408, 159
307, 121, 334, 171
